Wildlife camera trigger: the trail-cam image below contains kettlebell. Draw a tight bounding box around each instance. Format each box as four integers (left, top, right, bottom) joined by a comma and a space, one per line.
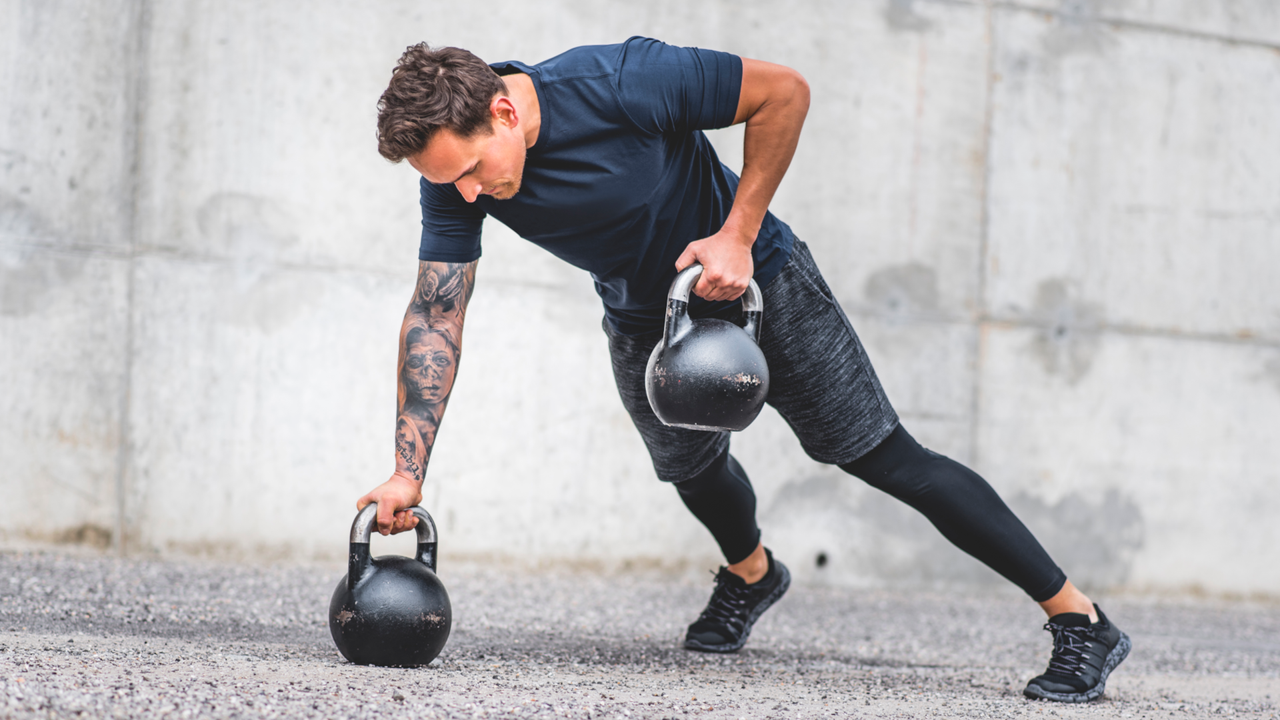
328, 503, 451, 667
645, 263, 769, 432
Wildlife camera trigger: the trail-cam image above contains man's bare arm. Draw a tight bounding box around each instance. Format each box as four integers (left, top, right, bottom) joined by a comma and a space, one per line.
676, 57, 811, 301
357, 259, 477, 535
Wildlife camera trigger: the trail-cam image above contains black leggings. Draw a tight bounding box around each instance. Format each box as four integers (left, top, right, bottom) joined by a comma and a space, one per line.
674, 424, 1067, 601
674, 450, 762, 565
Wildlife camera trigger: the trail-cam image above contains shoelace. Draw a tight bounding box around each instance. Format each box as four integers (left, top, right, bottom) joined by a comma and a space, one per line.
697, 571, 755, 632
1044, 622, 1095, 676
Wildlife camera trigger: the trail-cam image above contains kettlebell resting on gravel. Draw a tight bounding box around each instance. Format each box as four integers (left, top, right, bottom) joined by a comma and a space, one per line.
329, 503, 452, 667
646, 263, 770, 432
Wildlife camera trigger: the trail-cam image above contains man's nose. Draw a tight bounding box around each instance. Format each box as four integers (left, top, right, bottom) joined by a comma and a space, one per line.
457, 181, 482, 203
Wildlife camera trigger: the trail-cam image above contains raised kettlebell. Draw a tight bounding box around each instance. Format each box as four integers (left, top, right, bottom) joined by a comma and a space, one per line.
329, 503, 451, 667
645, 264, 769, 432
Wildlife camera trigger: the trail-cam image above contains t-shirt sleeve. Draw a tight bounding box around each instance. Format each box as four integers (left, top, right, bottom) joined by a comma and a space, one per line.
613, 37, 743, 135
418, 176, 486, 262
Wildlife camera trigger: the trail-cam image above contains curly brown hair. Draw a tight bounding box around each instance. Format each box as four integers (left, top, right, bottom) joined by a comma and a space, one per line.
376, 43, 507, 163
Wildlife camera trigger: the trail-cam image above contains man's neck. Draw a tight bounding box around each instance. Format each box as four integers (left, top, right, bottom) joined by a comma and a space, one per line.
502, 73, 541, 150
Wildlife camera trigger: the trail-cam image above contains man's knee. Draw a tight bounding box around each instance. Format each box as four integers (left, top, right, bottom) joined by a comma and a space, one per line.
674, 447, 754, 501
838, 423, 944, 502
840, 424, 920, 478
674, 446, 732, 498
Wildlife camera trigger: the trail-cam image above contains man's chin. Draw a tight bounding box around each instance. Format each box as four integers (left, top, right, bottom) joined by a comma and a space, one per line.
492, 181, 521, 200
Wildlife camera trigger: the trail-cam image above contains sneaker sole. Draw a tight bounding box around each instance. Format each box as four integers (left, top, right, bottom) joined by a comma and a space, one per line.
1023, 631, 1132, 703
683, 561, 792, 654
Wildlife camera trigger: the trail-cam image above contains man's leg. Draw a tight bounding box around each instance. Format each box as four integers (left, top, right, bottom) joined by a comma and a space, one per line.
669, 446, 770, 583
672, 449, 760, 569
841, 430, 1131, 700
671, 448, 790, 651
602, 318, 790, 653
757, 239, 1129, 701
840, 424, 1068, 601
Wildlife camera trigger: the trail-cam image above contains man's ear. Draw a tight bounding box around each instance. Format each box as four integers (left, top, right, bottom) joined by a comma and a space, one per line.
492, 95, 518, 127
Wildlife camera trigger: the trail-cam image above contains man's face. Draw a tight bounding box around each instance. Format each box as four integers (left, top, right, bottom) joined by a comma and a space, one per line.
409, 116, 527, 203
404, 332, 456, 404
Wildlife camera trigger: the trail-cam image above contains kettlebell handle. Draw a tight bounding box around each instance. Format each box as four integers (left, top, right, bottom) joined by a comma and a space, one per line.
664, 264, 764, 343
667, 264, 763, 311
349, 503, 439, 577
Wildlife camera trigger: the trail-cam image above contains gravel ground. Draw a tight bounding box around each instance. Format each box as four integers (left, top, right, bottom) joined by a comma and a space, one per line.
1, 548, 1277, 719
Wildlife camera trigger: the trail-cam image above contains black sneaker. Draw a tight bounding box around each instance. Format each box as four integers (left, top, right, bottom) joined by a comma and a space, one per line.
1024, 604, 1131, 703
683, 548, 790, 653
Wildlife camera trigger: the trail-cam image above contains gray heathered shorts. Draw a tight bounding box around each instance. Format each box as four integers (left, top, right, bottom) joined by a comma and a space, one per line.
605, 239, 900, 482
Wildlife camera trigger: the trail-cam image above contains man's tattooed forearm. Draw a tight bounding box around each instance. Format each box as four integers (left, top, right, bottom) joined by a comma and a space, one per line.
394, 415, 425, 482
398, 452, 422, 481
411, 261, 477, 320
395, 261, 476, 482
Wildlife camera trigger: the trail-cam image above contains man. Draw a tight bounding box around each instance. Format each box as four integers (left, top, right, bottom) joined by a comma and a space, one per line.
357, 38, 1130, 703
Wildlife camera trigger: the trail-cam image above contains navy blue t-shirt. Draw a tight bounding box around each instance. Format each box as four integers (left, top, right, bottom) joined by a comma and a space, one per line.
417, 36, 795, 335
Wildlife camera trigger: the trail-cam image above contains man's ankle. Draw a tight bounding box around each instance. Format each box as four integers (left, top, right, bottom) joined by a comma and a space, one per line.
1039, 580, 1098, 622
726, 543, 768, 584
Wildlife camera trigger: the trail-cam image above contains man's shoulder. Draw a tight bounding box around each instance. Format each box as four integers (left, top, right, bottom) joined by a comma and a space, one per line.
521, 38, 634, 83
518, 37, 689, 82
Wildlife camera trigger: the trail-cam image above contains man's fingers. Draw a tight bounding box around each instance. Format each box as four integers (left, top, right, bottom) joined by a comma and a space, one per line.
377, 502, 396, 535
721, 280, 748, 302
674, 246, 699, 272
694, 272, 747, 302
692, 262, 725, 300
389, 510, 420, 535
676, 239, 750, 301
693, 275, 714, 300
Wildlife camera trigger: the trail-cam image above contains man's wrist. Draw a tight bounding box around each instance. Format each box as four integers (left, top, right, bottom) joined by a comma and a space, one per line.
720, 216, 762, 249
391, 471, 424, 489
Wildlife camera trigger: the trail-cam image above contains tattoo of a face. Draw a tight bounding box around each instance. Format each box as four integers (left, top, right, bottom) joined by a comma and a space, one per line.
395, 260, 476, 482
403, 325, 458, 406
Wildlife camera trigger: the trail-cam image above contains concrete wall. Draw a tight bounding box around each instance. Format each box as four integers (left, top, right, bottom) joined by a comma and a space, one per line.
3, 0, 1278, 597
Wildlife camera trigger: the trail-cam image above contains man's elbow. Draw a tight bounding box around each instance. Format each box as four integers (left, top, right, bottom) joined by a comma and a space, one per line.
787, 68, 811, 114
766, 64, 809, 115
737, 57, 811, 123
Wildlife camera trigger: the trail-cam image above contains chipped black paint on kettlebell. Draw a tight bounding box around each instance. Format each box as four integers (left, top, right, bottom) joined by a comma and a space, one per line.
329, 504, 451, 667
646, 264, 770, 432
